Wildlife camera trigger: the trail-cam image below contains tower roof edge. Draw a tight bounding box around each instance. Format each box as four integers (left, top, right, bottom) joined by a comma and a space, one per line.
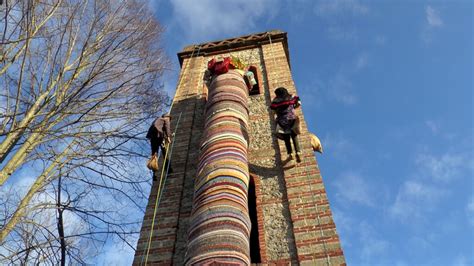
177, 30, 289, 66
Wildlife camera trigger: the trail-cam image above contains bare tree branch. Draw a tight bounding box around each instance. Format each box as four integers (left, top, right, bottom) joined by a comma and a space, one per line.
0, 0, 169, 264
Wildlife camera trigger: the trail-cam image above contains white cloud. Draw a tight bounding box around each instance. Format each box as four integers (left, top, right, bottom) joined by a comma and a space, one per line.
301, 71, 358, 107
422, 5, 444, 43
314, 0, 369, 17
467, 196, 474, 226
298, 79, 324, 109
390, 180, 448, 220
425, 120, 439, 134
306, 52, 370, 107
322, 132, 356, 161
404, 181, 445, 200
327, 26, 358, 41
169, 0, 280, 41
426, 6, 443, 27
334, 172, 375, 207
416, 152, 471, 182
328, 73, 357, 105
331, 208, 352, 245
358, 221, 389, 260
375, 35, 387, 45
332, 210, 389, 264
453, 254, 471, 266
355, 52, 369, 70
97, 240, 136, 266
285, 0, 313, 23
311, 0, 369, 42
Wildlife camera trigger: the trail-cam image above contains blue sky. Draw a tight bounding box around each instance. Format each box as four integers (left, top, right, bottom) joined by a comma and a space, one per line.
102, 0, 473, 265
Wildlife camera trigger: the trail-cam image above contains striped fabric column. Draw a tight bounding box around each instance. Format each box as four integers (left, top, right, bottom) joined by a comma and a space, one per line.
185, 70, 251, 265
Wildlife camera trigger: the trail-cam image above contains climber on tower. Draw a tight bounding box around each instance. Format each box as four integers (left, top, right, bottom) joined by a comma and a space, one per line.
146, 113, 173, 179
270, 87, 302, 163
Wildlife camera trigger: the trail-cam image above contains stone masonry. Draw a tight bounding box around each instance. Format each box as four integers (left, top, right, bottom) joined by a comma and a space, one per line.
134, 30, 345, 265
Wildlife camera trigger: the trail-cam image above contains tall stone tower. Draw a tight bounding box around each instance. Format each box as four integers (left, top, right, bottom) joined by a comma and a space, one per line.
134, 30, 345, 265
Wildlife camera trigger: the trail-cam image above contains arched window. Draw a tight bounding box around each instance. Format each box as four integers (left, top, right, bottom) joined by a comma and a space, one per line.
247, 66, 262, 95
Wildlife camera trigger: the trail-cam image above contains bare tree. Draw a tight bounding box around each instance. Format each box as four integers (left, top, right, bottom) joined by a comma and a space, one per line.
0, 0, 169, 263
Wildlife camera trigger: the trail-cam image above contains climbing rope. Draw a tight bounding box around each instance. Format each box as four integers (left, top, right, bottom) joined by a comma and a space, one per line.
141, 44, 202, 265
268, 33, 331, 265
182, 45, 202, 98
142, 142, 169, 265
142, 112, 182, 266
267, 34, 280, 88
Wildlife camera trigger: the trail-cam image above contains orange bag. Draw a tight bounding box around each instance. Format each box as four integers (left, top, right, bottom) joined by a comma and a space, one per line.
146, 153, 159, 172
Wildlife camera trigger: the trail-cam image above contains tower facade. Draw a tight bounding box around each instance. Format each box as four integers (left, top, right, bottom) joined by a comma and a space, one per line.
134, 31, 345, 265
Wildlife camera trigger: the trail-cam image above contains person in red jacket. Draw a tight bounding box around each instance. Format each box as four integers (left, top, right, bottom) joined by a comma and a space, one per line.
146, 113, 172, 178
270, 87, 302, 163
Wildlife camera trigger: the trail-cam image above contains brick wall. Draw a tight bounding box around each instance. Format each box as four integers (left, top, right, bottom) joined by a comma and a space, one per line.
261, 42, 346, 265
133, 56, 206, 265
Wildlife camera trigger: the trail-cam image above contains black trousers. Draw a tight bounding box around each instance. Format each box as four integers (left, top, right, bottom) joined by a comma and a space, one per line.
282, 132, 300, 155
151, 137, 165, 155
151, 137, 170, 169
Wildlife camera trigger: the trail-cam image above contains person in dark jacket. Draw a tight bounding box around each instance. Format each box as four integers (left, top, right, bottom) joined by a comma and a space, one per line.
146, 113, 172, 178
270, 87, 302, 163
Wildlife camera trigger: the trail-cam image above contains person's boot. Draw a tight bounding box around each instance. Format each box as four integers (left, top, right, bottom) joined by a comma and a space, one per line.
287, 153, 294, 161
295, 152, 302, 163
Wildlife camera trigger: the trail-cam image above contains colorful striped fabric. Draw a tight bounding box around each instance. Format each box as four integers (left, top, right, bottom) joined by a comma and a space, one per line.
185, 70, 251, 265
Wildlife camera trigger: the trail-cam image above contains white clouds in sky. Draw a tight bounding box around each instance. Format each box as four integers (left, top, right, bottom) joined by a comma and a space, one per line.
467, 196, 474, 226
453, 254, 471, 266
425, 120, 440, 135
390, 149, 472, 221
355, 52, 369, 70
358, 221, 389, 260
312, 0, 369, 42
328, 73, 358, 105
332, 209, 389, 264
168, 0, 279, 41
426, 6, 443, 28
422, 5, 444, 43
416, 152, 471, 182
334, 172, 375, 207
97, 239, 136, 265
298, 79, 324, 109
313, 52, 370, 106
322, 132, 357, 161
326, 26, 358, 41
303, 71, 359, 107
390, 180, 448, 220
314, 0, 369, 17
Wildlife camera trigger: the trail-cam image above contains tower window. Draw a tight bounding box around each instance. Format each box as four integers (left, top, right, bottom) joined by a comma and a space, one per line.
247, 66, 261, 95
248, 176, 261, 263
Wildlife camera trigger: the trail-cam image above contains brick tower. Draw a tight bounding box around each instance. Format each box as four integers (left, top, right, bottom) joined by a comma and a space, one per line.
134, 30, 345, 265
